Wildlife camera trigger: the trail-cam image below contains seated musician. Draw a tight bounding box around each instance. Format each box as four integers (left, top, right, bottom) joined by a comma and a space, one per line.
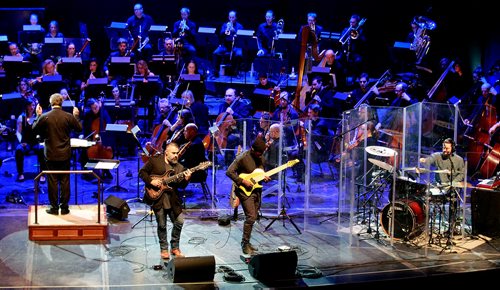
271, 91, 303, 180
218, 88, 252, 166
30, 59, 59, 87
307, 75, 337, 118
178, 123, 208, 182
15, 97, 46, 183
181, 89, 210, 137
80, 98, 113, 180
302, 104, 333, 164
80, 58, 107, 102
255, 10, 277, 57
263, 123, 282, 173
104, 38, 136, 87
254, 112, 271, 142
176, 59, 206, 103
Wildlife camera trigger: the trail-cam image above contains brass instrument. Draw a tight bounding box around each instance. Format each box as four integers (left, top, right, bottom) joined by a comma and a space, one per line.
275, 19, 284, 40
339, 18, 366, 45
410, 16, 435, 64
225, 21, 233, 35
179, 19, 188, 37
138, 37, 149, 52
75, 38, 91, 57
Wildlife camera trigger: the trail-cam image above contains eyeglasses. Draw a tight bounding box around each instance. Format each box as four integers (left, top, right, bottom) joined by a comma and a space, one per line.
225, 94, 234, 97
359, 80, 367, 83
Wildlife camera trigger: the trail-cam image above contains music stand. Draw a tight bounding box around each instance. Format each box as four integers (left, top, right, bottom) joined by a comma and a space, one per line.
308, 67, 336, 88
85, 78, 110, 100
275, 33, 296, 60
57, 57, 84, 84
102, 123, 130, 193
105, 22, 130, 50
196, 27, 218, 59
37, 75, 64, 109
234, 30, 256, 79
62, 100, 76, 113
43, 37, 64, 59
252, 88, 275, 113
19, 25, 44, 45
0, 92, 27, 121
85, 158, 120, 200
2, 56, 33, 81
71, 138, 96, 203
128, 125, 149, 204
109, 57, 135, 79
150, 55, 177, 78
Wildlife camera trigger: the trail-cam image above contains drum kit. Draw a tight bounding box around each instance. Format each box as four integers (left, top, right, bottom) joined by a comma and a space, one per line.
361, 146, 470, 245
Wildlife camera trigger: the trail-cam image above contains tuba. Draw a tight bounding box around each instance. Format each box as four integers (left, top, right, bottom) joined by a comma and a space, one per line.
410, 16, 435, 64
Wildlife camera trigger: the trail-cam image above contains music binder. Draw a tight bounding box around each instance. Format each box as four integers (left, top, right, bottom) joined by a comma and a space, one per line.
150, 25, 168, 32
278, 33, 296, 40
87, 78, 109, 85
198, 27, 216, 34
60, 57, 82, 63
236, 30, 254, 37
111, 56, 131, 63
0, 35, 7, 42
42, 75, 63, 82
2, 56, 23, 62
62, 100, 76, 113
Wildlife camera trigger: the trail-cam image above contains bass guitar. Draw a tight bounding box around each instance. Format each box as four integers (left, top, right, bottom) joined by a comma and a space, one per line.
145, 161, 212, 201
237, 159, 299, 196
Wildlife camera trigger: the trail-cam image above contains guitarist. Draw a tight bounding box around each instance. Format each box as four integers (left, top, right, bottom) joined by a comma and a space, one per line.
139, 142, 192, 260
226, 138, 271, 255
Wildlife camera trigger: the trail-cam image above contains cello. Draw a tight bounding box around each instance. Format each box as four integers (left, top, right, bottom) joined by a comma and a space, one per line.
86, 100, 113, 160
202, 94, 242, 151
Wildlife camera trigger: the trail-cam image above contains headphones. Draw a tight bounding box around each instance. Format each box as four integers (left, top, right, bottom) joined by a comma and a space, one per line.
443, 138, 456, 153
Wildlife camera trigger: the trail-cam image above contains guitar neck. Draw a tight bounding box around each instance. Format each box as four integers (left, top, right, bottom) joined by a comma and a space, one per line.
163, 163, 208, 184
265, 163, 291, 178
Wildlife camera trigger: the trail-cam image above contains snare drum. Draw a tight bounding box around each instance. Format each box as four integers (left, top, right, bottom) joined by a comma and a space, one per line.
380, 199, 426, 240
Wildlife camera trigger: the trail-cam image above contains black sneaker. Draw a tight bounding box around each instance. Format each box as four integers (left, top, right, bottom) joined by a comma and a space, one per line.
60, 208, 70, 215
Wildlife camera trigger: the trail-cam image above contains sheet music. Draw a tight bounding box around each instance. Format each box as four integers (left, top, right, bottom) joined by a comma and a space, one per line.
95, 161, 117, 170
71, 138, 96, 148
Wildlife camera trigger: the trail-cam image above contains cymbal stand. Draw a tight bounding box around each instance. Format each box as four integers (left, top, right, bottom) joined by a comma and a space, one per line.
359, 170, 391, 240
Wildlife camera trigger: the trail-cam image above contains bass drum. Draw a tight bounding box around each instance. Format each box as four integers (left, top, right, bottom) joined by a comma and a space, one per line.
380, 199, 426, 240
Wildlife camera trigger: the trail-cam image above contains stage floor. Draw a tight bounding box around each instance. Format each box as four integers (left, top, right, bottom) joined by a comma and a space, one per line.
0, 147, 500, 288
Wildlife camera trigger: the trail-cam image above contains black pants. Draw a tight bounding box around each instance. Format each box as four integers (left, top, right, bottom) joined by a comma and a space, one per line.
46, 159, 71, 210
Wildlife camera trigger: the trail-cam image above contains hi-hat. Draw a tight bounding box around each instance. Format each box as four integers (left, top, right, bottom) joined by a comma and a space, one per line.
368, 158, 393, 171
365, 146, 397, 157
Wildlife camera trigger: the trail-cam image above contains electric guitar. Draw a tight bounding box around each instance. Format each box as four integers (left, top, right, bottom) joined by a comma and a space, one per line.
237, 159, 299, 196
145, 161, 212, 201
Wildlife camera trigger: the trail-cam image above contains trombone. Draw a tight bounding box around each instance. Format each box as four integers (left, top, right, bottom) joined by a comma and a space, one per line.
339, 18, 366, 45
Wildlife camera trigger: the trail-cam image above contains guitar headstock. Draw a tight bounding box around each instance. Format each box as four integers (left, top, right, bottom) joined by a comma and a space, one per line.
288, 159, 300, 167
198, 161, 212, 170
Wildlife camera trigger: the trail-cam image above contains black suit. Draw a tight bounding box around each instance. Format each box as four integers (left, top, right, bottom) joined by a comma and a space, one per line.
32, 106, 82, 211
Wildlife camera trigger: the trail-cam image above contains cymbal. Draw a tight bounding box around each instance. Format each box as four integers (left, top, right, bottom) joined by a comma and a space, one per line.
368, 158, 393, 171
401, 167, 450, 174
365, 146, 398, 157
440, 181, 474, 188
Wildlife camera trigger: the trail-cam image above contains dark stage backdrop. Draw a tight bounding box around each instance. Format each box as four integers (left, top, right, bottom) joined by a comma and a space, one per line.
1, 0, 499, 76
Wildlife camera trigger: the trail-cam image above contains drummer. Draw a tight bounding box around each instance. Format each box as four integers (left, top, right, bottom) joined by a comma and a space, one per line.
418, 138, 465, 186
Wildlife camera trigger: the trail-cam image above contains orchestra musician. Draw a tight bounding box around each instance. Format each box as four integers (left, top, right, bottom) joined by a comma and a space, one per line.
104, 38, 136, 87
298, 12, 324, 72
338, 14, 367, 82
212, 10, 244, 78
43, 20, 65, 62
80, 97, 113, 181
178, 123, 208, 183
80, 58, 107, 102
15, 97, 46, 183
255, 10, 278, 57
126, 3, 154, 61
173, 7, 197, 63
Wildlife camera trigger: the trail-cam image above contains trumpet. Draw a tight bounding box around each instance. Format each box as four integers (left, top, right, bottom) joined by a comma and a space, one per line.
179, 19, 188, 36
225, 21, 233, 35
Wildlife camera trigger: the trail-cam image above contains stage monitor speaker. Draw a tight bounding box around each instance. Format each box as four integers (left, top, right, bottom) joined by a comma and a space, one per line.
104, 195, 130, 220
471, 188, 500, 237
166, 255, 215, 283
248, 251, 298, 282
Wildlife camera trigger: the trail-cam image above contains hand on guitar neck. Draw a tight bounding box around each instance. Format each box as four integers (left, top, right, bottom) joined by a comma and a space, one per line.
237, 160, 299, 196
